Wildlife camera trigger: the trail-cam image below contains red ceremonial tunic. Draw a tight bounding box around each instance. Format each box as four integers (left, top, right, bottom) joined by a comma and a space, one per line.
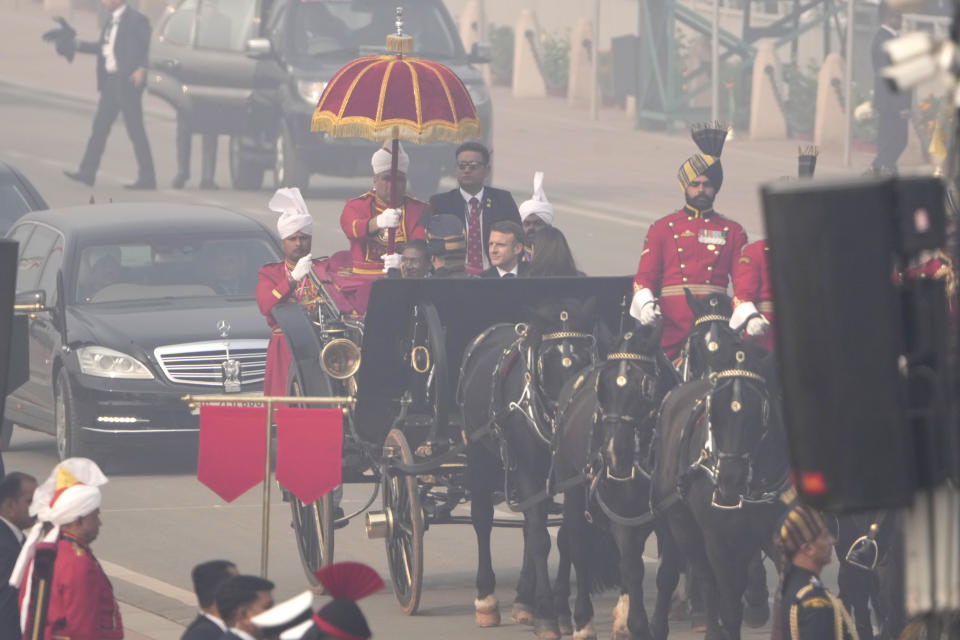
256, 259, 326, 397
339, 191, 428, 274
633, 205, 748, 356
732, 239, 775, 351
895, 250, 957, 326
19, 534, 123, 640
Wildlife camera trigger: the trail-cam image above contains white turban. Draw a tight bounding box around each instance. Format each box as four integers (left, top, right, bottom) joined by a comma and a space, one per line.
372, 142, 409, 175
518, 171, 554, 226
270, 188, 313, 239
11, 459, 108, 628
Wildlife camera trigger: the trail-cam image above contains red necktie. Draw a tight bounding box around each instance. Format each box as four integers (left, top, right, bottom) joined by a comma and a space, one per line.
466, 197, 482, 274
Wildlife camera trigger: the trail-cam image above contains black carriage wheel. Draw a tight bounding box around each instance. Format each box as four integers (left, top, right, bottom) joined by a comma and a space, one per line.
288, 360, 336, 583
382, 428, 424, 615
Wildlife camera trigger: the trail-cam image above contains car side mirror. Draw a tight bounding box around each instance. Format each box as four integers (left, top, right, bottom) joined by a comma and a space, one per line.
14, 290, 48, 314
246, 38, 272, 58
468, 42, 492, 65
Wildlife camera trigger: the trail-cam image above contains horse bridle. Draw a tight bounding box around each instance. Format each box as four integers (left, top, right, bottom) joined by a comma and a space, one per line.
693, 366, 785, 510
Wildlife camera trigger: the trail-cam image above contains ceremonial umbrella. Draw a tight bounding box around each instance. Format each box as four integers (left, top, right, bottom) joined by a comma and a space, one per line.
310, 8, 482, 255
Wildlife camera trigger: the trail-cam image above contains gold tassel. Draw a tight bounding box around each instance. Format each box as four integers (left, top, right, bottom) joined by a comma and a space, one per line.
386, 33, 414, 54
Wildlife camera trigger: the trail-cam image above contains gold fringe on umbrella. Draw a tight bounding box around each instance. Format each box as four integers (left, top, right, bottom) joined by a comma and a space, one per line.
311, 112, 482, 145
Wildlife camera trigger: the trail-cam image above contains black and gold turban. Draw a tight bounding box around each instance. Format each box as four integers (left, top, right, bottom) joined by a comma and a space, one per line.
677, 122, 729, 190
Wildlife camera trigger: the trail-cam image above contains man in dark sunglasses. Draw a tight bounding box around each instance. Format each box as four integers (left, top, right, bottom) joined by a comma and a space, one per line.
428, 141, 521, 275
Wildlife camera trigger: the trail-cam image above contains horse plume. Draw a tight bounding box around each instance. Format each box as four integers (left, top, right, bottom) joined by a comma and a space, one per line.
314, 562, 384, 601
691, 121, 730, 157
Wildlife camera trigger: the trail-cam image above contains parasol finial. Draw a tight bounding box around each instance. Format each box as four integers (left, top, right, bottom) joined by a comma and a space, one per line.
386, 6, 414, 54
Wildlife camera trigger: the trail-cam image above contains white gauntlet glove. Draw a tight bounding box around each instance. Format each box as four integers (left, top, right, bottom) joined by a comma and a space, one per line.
745, 315, 770, 337
382, 253, 402, 273
290, 254, 313, 282
629, 288, 661, 326
375, 208, 401, 229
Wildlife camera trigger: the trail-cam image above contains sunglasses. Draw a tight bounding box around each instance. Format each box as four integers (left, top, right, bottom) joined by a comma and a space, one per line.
457, 161, 487, 171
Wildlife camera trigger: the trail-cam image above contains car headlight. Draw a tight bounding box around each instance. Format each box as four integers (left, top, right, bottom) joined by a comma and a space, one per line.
466, 82, 490, 107
77, 346, 154, 380
297, 80, 328, 105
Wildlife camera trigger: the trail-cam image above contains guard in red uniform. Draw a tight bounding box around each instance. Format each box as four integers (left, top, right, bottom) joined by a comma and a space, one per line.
730, 147, 819, 350
256, 187, 327, 397
630, 123, 748, 356
11, 458, 122, 640
339, 142, 428, 275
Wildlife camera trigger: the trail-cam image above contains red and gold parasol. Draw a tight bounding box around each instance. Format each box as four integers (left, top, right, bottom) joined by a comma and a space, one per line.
310, 8, 482, 255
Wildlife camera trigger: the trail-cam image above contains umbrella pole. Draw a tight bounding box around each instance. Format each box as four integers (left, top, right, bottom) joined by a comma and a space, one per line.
387, 134, 400, 255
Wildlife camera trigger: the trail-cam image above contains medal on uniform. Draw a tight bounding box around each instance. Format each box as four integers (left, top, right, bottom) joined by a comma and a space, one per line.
698, 229, 727, 246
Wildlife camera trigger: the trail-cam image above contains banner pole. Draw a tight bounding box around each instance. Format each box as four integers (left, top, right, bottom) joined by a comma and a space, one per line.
260, 399, 273, 578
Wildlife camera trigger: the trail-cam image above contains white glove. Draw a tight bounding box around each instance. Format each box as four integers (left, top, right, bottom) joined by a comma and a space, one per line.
376, 208, 401, 229
745, 315, 770, 337
382, 253, 401, 273
290, 254, 313, 282
629, 288, 661, 325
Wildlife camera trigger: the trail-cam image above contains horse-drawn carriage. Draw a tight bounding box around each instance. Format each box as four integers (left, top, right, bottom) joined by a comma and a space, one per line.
275, 272, 633, 615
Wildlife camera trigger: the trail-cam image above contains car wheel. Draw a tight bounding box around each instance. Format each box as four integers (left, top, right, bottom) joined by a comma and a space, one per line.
229, 136, 265, 191
55, 370, 91, 461
274, 121, 309, 190
0, 419, 13, 450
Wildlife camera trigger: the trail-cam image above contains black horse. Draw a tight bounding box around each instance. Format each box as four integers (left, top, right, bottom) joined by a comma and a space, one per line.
458, 298, 602, 639
652, 320, 790, 640
834, 510, 906, 640
552, 324, 680, 640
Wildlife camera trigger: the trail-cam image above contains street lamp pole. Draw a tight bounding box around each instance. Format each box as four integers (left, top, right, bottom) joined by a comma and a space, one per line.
843, 0, 855, 167
712, 0, 720, 121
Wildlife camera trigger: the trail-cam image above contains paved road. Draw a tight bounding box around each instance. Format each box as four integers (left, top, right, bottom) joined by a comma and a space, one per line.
0, 3, 871, 638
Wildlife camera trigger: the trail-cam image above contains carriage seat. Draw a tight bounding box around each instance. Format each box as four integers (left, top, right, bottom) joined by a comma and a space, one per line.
315, 250, 378, 318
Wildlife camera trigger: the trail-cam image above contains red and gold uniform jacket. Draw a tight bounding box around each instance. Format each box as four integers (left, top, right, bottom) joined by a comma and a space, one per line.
732, 239, 774, 351
256, 259, 326, 397
20, 534, 123, 640
339, 191, 428, 274
633, 205, 748, 355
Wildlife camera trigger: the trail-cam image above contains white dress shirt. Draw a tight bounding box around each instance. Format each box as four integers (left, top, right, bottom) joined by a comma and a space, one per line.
460, 186, 489, 269
0, 515, 24, 546
228, 628, 256, 640
202, 612, 227, 632
102, 4, 128, 74
496, 264, 519, 278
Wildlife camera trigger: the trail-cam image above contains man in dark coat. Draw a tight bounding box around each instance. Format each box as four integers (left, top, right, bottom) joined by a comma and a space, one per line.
216, 574, 275, 640
52, 0, 157, 189
871, 2, 912, 174
480, 221, 529, 278
181, 560, 238, 640
0, 472, 37, 640
429, 142, 521, 274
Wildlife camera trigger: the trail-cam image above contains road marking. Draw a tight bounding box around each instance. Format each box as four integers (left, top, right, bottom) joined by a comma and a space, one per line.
99, 559, 198, 607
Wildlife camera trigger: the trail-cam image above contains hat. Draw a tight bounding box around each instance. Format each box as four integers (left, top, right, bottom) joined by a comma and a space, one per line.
518, 171, 554, 226
302, 562, 384, 640
253, 589, 314, 637
424, 214, 466, 258
798, 145, 819, 178
776, 502, 827, 558
372, 143, 410, 175
270, 188, 313, 239
678, 121, 729, 191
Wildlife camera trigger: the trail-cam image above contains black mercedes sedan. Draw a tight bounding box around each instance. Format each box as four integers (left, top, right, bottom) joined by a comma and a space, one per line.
0, 160, 48, 234
3, 204, 280, 462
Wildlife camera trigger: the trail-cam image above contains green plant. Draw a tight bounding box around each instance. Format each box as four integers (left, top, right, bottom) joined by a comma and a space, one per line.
488, 24, 514, 86
781, 61, 817, 135
539, 31, 570, 93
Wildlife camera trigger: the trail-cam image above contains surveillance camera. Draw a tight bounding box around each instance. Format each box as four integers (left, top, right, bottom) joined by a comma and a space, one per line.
883, 32, 934, 64
883, 55, 939, 91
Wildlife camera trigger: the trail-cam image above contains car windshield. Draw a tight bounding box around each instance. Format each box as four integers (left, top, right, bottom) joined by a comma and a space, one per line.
290, 0, 458, 59
74, 234, 279, 304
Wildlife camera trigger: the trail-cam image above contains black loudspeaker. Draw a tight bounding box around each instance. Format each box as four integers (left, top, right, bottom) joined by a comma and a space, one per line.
0, 240, 17, 426
762, 178, 917, 512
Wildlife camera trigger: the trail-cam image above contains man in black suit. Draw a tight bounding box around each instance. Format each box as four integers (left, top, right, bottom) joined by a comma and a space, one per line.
60, 0, 156, 189
429, 141, 521, 275
181, 560, 238, 640
871, 2, 912, 174
216, 574, 275, 640
480, 220, 528, 278
0, 472, 38, 640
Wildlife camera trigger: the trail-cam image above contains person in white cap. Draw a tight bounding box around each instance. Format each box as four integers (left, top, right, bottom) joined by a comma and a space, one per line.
256, 187, 325, 397
10, 457, 122, 640
339, 142, 429, 275
518, 171, 554, 259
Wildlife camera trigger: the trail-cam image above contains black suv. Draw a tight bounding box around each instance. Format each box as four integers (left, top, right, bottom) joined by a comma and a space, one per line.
148, 0, 492, 193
